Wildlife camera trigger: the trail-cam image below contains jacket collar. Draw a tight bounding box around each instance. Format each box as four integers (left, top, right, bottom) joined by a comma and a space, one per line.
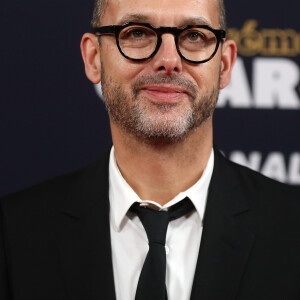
190, 149, 255, 300
57, 150, 116, 300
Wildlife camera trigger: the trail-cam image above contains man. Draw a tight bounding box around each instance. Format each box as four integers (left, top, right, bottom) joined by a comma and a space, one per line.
1, 0, 300, 299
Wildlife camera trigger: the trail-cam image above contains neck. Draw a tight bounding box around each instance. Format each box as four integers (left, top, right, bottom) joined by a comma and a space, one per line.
111, 119, 213, 206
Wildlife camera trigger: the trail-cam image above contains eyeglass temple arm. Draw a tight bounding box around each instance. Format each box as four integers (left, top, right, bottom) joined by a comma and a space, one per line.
93, 26, 117, 35
219, 30, 226, 39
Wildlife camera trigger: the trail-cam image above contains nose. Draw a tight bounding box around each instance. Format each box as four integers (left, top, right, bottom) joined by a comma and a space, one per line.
152, 34, 183, 75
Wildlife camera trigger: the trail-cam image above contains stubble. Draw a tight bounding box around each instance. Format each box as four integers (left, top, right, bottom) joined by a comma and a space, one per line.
101, 68, 220, 145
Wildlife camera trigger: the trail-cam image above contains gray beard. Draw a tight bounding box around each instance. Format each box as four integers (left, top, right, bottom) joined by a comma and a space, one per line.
101, 71, 219, 145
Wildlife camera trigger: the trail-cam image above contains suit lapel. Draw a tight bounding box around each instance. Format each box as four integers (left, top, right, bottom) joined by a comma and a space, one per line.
56, 152, 116, 300
191, 150, 255, 300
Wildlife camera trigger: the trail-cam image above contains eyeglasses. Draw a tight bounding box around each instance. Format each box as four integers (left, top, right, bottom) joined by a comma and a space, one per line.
93, 22, 226, 64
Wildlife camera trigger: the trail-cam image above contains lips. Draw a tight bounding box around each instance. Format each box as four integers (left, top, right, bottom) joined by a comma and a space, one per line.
140, 85, 188, 102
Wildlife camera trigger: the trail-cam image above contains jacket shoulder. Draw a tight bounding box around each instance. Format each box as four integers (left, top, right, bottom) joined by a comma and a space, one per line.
218, 151, 300, 217
0, 151, 110, 206
214, 149, 300, 206
228, 155, 299, 195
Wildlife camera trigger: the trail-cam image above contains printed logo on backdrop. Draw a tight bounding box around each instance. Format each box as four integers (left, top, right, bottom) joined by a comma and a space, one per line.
225, 150, 300, 185
218, 20, 300, 109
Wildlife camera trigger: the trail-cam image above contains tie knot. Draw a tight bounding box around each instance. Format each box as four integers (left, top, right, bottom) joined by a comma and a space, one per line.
130, 197, 194, 245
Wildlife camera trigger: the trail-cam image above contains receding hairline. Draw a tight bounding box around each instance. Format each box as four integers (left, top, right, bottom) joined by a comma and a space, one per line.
91, 0, 226, 29
91, 0, 109, 27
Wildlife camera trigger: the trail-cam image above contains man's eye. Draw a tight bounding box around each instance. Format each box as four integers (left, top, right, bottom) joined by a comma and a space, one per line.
124, 28, 150, 39
131, 30, 145, 38
188, 32, 199, 41
186, 32, 203, 41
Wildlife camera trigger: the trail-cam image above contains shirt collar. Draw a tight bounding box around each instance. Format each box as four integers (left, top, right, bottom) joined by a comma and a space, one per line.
109, 146, 214, 232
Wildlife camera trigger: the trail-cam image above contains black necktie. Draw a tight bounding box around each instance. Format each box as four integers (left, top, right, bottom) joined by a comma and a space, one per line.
130, 197, 195, 300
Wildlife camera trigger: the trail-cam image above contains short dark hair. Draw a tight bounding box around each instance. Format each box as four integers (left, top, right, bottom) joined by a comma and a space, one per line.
91, 0, 226, 29
91, 0, 108, 28
218, 0, 226, 29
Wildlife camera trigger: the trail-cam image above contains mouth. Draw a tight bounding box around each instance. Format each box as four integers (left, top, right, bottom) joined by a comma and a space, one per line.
140, 85, 189, 102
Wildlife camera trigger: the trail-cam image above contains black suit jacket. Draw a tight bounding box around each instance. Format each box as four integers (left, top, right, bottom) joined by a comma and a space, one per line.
1, 149, 300, 300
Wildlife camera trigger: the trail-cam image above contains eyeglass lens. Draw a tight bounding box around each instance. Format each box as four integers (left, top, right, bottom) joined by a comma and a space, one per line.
118, 25, 218, 62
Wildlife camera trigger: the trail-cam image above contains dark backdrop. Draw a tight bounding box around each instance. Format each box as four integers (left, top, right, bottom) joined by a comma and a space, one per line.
1, 0, 299, 196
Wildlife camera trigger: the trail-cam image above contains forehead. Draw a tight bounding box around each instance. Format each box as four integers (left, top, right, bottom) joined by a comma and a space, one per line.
101, 0, 220, 28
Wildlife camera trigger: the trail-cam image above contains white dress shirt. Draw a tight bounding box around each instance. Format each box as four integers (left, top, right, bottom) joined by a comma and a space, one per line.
109, 147, 214, 300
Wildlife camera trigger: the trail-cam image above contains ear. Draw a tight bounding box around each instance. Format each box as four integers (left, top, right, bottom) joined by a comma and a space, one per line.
219, 39, 237, 90
80, 33, 101, 84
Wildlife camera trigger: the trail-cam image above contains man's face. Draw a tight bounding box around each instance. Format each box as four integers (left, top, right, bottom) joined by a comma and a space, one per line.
99, 0, 223, 143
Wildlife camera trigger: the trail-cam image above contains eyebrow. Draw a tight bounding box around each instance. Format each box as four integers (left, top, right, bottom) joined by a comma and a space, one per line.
118, 14, 152, 25
117, 14, 212, 28
177, 17, 212, 27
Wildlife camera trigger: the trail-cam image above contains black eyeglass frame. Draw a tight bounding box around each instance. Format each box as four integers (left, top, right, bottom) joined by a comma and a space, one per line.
93, 22, 226, 64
